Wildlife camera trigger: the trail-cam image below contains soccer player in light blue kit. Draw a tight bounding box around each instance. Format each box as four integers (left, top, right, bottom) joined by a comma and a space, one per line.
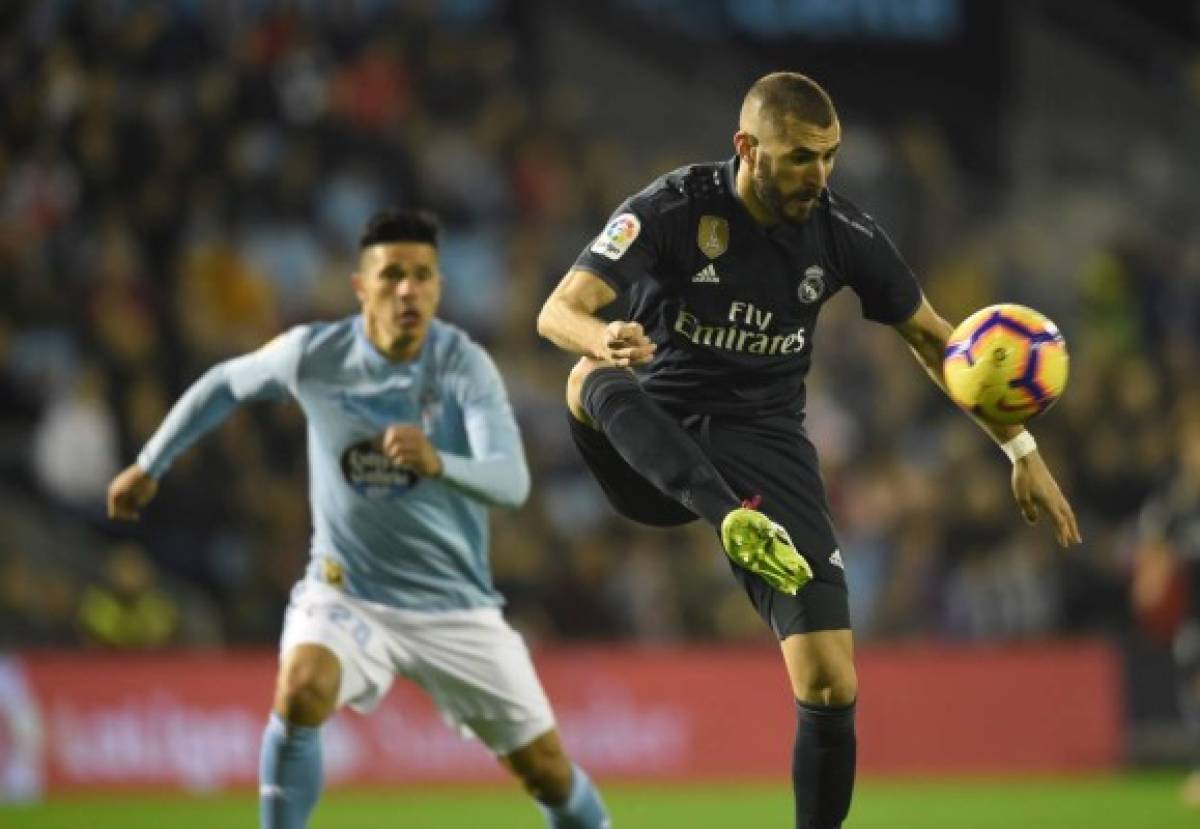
106, 209, 611, 829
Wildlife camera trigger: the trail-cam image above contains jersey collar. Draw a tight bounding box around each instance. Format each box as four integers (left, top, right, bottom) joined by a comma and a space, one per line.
721, 155, 739, 195
722, 155, 767, 235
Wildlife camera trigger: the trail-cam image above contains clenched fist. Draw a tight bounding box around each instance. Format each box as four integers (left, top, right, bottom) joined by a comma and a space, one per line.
379, 424, 443, 478
107, 464, 159, 521
602, 320, 656, 367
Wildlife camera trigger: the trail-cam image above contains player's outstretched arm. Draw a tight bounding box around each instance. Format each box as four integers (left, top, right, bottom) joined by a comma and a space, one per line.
893, 297, 1082, 547
537, 269, 656, 367
107, 463, 159, 521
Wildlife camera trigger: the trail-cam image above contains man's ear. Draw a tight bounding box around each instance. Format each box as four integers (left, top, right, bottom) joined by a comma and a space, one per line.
734, 130, 757, 165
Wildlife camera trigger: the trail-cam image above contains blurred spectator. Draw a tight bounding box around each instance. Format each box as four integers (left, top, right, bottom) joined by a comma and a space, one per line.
176, 241, 279, 359
0, 320, 41, 481
31, 362, 120, 512
0, 554, 72, 647
78, 542, 179, 649
1131, 402, 1200, 805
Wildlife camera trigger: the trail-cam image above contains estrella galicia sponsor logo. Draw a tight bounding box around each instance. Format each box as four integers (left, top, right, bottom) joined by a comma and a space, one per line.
340, 439, 418, 498
798, 265, 826, 304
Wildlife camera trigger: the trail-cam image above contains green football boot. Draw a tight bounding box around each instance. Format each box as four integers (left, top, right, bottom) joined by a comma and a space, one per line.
720, 507, 814, 595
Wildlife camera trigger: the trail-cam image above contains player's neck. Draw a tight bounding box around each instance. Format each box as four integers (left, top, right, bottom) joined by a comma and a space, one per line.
734, 164, 779, 227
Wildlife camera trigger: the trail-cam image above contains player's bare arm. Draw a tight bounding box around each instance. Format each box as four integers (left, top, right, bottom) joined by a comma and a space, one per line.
894, 296, 1082, 547
379, 423, 443, 477
107, 463, 159, 521
537, 269, 656, 367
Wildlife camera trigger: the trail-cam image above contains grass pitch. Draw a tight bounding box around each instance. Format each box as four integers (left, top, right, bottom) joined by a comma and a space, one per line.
6, 773, 1196, 828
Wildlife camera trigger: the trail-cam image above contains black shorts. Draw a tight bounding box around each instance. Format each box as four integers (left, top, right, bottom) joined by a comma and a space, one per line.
568, 409, 849, 637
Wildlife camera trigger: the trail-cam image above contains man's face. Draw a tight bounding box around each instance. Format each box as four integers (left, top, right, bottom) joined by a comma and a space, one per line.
748, 116, 841, 225
353, 242, 441, 358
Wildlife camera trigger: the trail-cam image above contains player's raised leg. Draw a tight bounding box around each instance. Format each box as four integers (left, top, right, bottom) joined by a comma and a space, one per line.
568, 357, 811, 594
260, 643, 340, 829
781, 629, 858, 829
568, 357, 738, 527
501, 729, 610, 829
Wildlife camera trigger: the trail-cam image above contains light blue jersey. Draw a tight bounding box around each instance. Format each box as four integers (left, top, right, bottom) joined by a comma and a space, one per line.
138, 316, 530, 610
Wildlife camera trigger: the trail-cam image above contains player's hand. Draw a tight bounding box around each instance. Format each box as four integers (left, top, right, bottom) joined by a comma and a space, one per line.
379, 424, 443, 478
1011, 451, 1082, 547
602, 320, 656, 367
107, 464, 159, 521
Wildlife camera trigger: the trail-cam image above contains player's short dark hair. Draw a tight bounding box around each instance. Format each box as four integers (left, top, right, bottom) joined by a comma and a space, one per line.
359, 208, 440, 249
744, 72, 837, 130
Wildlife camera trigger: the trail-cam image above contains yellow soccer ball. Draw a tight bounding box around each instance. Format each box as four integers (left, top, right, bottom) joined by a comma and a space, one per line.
943, 304, 1069, 426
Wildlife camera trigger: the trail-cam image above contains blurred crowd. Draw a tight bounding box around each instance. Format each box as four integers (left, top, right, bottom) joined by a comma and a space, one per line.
2, 1, 1198, 651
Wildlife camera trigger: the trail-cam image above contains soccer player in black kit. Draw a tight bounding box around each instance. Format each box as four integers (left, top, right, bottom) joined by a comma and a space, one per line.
538, 72, 1082, 828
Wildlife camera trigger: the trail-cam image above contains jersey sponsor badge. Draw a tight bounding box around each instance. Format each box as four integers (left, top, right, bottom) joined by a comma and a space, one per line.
798, 265, 826, 304
697, 215, 729, 259
829, 549, 844, 569
590, 212, 641, 260
340, 439, 419, 498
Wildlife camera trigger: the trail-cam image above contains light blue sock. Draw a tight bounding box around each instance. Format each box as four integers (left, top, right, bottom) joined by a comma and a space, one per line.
539, 764, 611, 829
259, 713, 323, 829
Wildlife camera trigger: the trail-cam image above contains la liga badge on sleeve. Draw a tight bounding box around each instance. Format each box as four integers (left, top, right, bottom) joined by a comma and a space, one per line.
590, 212, 641, 260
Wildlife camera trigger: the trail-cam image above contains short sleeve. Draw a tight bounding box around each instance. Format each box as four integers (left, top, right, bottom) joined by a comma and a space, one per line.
226, 324, 308, 400
832, 213, 922, 325
571, 195, 672, 293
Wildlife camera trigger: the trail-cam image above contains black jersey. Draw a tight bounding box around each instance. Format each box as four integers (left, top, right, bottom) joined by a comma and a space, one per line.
572, 157, 922, 419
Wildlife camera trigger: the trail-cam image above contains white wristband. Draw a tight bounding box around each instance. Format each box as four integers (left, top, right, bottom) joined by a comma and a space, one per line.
999, 431, 1037, 463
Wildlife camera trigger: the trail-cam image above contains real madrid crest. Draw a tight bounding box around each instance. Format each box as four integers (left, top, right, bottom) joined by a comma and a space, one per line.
697, 215, 729, 259
798, 265, 826, 304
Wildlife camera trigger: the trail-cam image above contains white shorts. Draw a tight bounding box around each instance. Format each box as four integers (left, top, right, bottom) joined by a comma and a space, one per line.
279, 580, 556, 756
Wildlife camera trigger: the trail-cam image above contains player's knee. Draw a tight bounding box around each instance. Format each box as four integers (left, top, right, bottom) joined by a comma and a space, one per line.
566, 358, 602, 425
507, 735, 574, 805
276, 677, 337, 726
275, 652, 340, 726
794, 664, 858, 707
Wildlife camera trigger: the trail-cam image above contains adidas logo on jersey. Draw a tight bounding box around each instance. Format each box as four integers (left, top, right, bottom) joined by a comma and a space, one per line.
829, 549, 844, 569
692, 263, 720, 283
